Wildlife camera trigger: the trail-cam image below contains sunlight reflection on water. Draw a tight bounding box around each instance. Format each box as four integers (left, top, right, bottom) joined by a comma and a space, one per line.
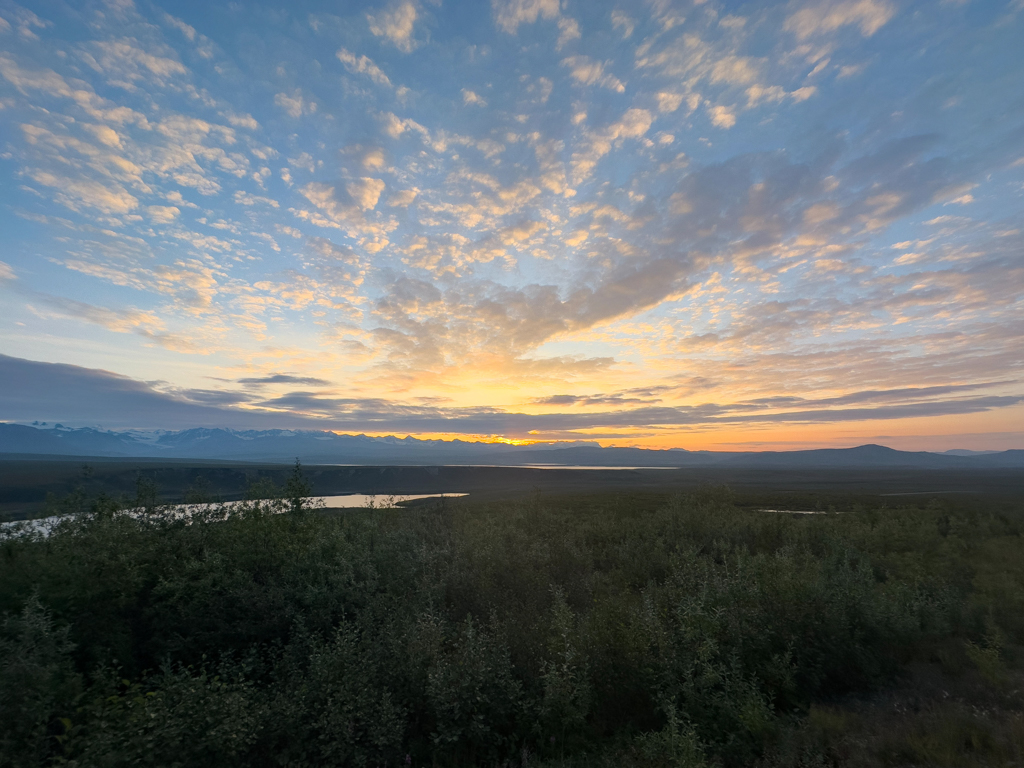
1, 493, 468, 536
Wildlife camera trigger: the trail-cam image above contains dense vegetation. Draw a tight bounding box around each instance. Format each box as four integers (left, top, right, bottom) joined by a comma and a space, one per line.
2, 474, 1023, 767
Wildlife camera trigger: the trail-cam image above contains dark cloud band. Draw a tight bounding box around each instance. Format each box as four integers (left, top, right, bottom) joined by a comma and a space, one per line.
2, 354, 1019, 437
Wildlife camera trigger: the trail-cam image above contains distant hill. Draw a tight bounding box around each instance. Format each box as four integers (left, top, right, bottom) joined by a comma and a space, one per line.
1, 423, 1021, 469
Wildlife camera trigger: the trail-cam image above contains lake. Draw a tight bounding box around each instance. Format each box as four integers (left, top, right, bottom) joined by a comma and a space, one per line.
1, 492, 468, 536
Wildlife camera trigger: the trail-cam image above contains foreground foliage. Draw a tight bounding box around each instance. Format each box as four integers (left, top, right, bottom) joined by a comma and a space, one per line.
1, 481, 1022, 767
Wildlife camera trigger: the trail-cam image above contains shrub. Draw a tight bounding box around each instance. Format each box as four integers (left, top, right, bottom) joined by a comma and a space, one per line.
1, 485, 1020, 766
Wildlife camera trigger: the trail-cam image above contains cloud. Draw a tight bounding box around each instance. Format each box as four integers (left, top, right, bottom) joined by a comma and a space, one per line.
28, 170, 139, 214
945, 193, 974, 206
147, 205, 179, 222
346, 177, 386, 210
371, 253, 691, 367
367, 1, 419, 53
27, 293, 170, 342
461, 88, 487, 106
379, 111, 429, 139
572, 108, 653, 180
83, 39, 188, 85
611, 11, 634, 38
789, 86, 817, 103
0, 354, 315, 429
304, 236, 368, 295
743, 383, 1011, 410
356, 146, 387, 170
492, 0, 559, 33
556, 17, 581, 49
786, 0, 895, 39
656, 92, 685, 113
523, 75, 553, 103
224, 112, 259, 130
532, 392, 655, 407
837, 63, 866, 78
162, 13, 196, 41
0, 55, 76, 99
2, 0, 1021, 448
389, 187, 419, 207
708, 105, 736, 128
560, 56, 626, 92
709, 56, 760, 85
234, 190, 280, 207
274, 90, 317, 118
82, 123, 123, 147
238, 374, 331, 386
336, 48, 392, 87
744, 84, 785, 107
2, 353, 1019, 435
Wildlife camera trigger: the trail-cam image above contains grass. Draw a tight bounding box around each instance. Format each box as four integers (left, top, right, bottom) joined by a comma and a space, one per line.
1, 477, 1022, 767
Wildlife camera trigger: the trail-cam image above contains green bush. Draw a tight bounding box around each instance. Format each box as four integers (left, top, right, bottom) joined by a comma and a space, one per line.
0, 598, 81, 768
61, 662, 262, 768
1, 483, 1021, 766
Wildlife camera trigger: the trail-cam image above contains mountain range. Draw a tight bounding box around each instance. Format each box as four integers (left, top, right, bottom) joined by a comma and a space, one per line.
1, 423, 1022, 469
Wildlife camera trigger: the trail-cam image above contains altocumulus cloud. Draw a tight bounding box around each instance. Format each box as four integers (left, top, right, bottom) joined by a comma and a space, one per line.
0, 0, 1021, 446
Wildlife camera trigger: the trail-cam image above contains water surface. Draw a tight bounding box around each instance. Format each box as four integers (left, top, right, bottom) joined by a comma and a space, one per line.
1, 493, 467, 536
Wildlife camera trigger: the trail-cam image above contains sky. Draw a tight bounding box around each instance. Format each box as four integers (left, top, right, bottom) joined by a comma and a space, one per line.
0, 0, 1022, 450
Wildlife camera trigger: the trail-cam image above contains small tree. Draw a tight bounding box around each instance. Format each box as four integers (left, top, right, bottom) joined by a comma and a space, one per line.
284, 458, 312, 514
